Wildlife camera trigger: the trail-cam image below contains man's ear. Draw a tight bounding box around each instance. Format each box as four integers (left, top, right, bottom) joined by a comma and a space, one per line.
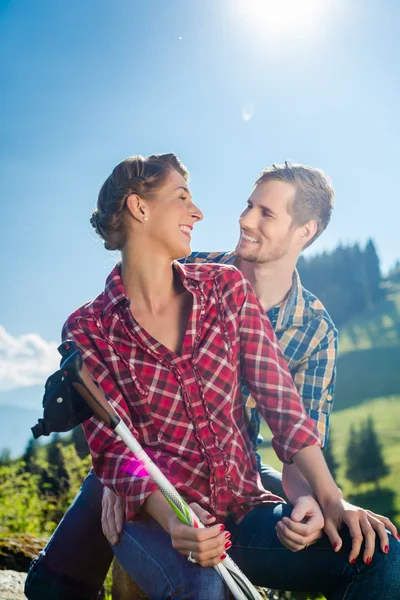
126, 193, 148, 223
300, 220, 318, 247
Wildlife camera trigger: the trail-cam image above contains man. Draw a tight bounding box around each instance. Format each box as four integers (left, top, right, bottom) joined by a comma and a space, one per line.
25, 162, 398, 599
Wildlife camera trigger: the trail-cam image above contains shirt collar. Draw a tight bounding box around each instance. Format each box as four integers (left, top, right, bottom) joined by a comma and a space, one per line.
102, 260, 220, 316
102, 264, 128, 315
274, 269, 306, 331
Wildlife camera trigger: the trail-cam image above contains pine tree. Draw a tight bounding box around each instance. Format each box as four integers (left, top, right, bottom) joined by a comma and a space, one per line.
43, 433, 69, 496
365, 239, 384, 307
358, 417, 390, 486
345, 425, 363, 486
22, 438, 40, 473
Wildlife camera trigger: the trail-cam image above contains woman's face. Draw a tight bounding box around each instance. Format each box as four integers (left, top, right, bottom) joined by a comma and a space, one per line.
143, 168, 203, 260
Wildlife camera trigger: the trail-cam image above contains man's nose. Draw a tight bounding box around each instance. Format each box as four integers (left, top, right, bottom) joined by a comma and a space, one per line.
239, 209, 256, 230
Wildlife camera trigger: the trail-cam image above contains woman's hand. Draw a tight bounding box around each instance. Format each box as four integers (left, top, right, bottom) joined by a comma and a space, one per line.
101, 486, 125, 545
322, 498, 397, 563
167, 502, 231, 567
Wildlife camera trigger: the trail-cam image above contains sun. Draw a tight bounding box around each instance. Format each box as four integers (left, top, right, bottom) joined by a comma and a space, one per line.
235, 0, 329, 37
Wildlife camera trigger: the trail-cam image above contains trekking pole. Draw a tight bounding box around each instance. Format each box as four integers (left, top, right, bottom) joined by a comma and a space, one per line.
60, 341, 263, 600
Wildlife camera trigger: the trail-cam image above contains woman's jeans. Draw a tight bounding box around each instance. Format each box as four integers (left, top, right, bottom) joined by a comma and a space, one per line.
24, 468, 400, 599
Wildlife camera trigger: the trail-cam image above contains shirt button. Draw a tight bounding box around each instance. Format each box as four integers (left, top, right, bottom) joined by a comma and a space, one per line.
181, 362, 189, 370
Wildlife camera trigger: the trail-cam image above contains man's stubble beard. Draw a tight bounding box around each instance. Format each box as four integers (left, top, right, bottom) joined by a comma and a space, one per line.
235, 236, 293, 266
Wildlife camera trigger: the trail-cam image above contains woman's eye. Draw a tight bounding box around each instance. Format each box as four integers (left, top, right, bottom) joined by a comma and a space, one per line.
180, 196, 187, 201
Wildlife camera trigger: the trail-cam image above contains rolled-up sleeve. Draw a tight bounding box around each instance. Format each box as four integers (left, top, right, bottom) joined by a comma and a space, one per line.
62, 315, 158, 521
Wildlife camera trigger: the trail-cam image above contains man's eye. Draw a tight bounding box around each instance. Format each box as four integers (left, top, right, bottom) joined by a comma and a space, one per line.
180, 196, 187, 201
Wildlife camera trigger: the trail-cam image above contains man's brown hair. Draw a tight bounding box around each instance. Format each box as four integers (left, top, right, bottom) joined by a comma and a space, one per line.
256, 161, 335, 249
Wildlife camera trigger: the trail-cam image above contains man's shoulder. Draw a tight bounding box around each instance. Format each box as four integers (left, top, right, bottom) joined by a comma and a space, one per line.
180, 250, 236, 265
296, 284, 338, 342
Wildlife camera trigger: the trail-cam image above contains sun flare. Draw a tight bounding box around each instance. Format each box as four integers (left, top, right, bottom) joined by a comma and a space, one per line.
236, 0, 329, 37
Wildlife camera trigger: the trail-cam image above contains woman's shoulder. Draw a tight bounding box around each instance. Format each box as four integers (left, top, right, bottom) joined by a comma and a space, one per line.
63, 291, 105, 334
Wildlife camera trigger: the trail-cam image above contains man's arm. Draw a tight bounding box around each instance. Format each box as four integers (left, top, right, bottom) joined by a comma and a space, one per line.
280, 324, 337, 503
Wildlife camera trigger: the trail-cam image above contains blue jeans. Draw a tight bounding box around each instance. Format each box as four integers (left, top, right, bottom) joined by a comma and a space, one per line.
25, 468, 400, 599
112, 504, 400, 600
25, 466, 278, 599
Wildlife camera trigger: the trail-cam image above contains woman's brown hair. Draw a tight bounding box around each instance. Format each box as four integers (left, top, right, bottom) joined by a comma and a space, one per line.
90, 153, 188, 251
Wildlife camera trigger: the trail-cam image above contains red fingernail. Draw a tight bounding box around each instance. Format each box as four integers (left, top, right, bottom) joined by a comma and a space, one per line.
350, 559, 356, 565
220, 553, 227, 560
225, 541, 232, 549
206, 515, 214, 520
219, 525, 225, 532
333, 542, 339, 550
397, 533, 400, 540
385, 545, 389, 553
224, 532, 231, 540
366, 557, 372, 564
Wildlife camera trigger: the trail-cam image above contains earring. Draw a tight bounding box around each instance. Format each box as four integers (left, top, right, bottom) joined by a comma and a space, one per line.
143, 216, 148, 221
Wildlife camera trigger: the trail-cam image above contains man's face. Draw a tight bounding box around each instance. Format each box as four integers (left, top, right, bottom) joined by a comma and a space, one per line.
235, 179, 299, 264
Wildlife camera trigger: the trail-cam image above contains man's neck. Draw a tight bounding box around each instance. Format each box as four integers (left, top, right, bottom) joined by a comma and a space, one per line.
235, 256, 296, 312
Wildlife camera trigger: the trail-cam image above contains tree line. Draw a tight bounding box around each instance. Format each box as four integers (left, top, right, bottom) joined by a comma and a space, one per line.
297, 239, 385, 326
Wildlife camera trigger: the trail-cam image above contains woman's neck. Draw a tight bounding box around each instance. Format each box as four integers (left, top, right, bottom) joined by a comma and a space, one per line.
121, 247, 183, 315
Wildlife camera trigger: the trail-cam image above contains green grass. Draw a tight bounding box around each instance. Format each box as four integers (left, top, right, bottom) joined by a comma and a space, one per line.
259, 395, 400, 523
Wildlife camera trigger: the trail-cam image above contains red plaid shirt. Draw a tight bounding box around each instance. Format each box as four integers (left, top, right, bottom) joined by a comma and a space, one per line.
63, 262, 321, 522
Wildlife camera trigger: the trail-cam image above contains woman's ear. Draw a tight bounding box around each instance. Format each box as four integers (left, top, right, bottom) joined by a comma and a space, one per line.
126, 193, 148, 223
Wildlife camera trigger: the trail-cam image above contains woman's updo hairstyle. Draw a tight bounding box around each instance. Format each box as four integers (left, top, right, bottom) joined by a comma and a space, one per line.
90, 153, 189, 251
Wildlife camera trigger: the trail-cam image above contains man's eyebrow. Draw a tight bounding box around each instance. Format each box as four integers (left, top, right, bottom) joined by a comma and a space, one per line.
176, 186, 190, 194
259, 204, 276, 216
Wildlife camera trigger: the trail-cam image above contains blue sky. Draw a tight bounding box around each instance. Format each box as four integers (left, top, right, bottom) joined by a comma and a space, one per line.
0, 0, 399, 433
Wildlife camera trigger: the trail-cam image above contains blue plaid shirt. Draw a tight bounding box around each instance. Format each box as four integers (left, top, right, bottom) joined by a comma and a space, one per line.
180, 251, 338, 450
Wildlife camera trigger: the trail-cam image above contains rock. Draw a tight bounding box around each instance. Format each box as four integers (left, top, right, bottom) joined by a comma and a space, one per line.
0, 535, 47, 572
0, 570, 27, 600
112, 558, 149, 600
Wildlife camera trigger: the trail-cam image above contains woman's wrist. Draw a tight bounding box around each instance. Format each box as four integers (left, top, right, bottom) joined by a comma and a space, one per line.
317, 487, 344, 512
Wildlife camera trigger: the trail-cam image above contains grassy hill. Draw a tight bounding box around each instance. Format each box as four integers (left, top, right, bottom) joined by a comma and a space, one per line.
328, 282, 400, 410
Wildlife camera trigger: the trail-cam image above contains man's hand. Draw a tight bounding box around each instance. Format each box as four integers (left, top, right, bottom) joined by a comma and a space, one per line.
167, 502, 230, 567
275, 496, 324, 552
322, 498, 398, 563
101, 486, 125, 545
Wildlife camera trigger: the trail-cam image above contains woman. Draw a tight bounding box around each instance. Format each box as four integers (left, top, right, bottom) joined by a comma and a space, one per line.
62, 153, 399, 599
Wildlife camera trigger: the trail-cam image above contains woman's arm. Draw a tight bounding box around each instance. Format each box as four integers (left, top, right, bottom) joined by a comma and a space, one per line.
62, 315, 159, 520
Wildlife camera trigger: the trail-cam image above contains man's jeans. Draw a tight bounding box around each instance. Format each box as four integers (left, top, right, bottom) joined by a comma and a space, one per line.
24, 468, 400, 599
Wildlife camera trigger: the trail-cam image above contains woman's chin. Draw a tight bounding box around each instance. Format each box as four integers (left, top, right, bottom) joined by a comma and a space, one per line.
173, 241, 192, 260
